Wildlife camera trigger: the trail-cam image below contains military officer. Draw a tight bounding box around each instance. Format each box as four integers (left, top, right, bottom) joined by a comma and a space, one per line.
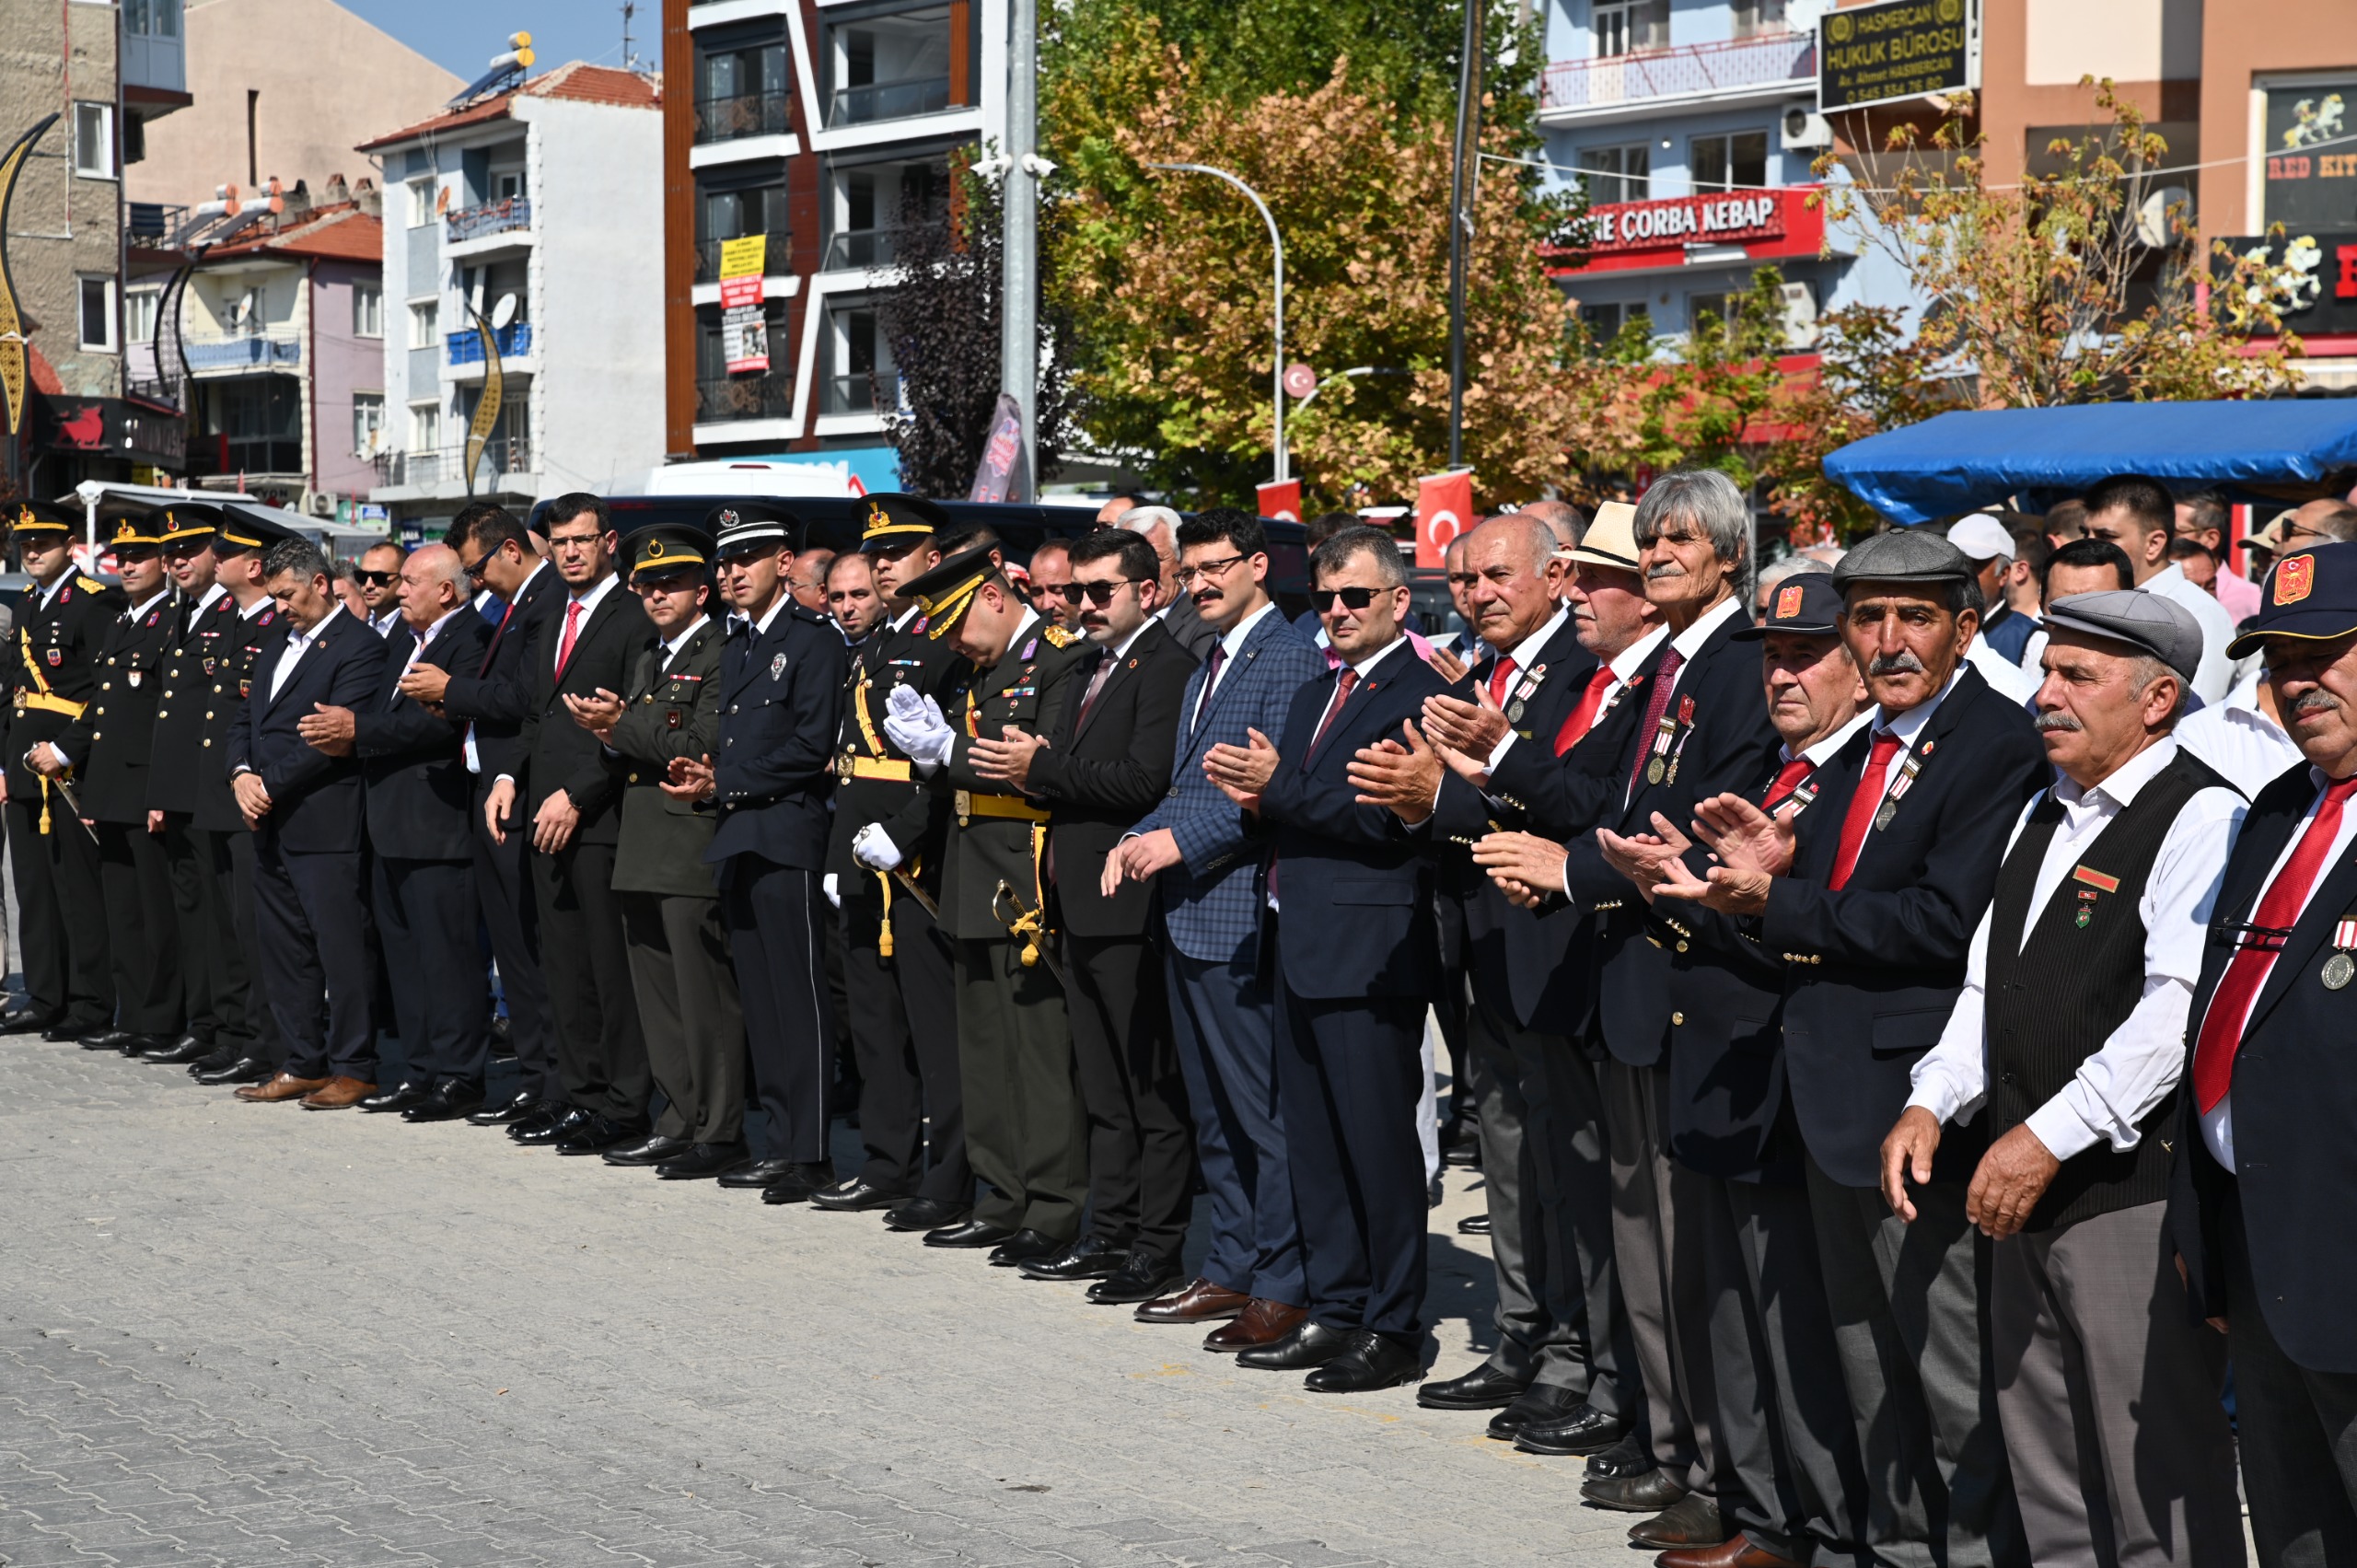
866, 544, 1095, 1264
3, 501, 122, 1040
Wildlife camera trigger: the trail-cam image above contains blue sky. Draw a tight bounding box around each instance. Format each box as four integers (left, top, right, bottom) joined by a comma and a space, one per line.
339, 1, 660, 81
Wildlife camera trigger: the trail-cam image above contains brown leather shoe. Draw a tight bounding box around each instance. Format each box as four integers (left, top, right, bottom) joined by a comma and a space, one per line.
298, 1076, 377, 1110
1132, 1275, 1250, 1325
1202, 1298, 1308, 1353
235, 1072, 329, 1103
1655, 1533, 1800, 1568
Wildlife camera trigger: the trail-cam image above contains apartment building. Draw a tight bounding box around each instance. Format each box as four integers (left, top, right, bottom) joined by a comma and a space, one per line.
658, 0, 1008, 492
356, 63, 665, 530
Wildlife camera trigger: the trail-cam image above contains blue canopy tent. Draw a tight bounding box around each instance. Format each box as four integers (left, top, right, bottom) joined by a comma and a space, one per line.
1822, 400, 2357, 525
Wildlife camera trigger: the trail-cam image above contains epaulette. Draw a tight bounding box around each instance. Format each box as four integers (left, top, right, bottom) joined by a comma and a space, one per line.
257, 609, 277, 626
75, 575, 104, 593
1041, 622, 1081, 648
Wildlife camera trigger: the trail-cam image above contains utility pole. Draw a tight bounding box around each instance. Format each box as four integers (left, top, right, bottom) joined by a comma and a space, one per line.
999, 0, 1039, 501
1446, 0, 1486, 470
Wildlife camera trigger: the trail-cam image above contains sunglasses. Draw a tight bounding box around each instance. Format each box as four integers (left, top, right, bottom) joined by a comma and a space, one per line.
1063, 578, 1146, 608
1309, 587, 1385, 612
354, 569, 398, 587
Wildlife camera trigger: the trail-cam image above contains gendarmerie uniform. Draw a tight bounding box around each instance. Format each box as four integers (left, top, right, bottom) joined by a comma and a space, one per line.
2, 502, 121, 1035
51, 515, 186, 1048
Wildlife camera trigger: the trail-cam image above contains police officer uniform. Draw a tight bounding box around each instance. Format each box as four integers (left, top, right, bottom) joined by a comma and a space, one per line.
3, 502, 122, 1038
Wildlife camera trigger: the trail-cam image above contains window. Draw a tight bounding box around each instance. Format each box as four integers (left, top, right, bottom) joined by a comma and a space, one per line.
123, 0, 180, 36
76, 275, 116, 351
72, 102, 113, 179
695, 29, 792, 141
820, 296, 900, 416
823, 6, 953, 126
491, 167, 527, 202
124, 287, 160, 344
408, 299, 439, 349
352, 393, 385, 457
1576, 144, 1651, 206
353, 282, 382, 338
1578, 301, 1649, 343
409, 401, 442, 450
406, 178, 435, 228
1593, 0, 1667, 58
694, 170, 791, 280
1691, 131, 1770, 194
1731, 0, 1786, 38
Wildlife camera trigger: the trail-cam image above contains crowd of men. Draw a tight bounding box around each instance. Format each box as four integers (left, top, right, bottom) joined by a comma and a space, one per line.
10, 465, 2357, 1568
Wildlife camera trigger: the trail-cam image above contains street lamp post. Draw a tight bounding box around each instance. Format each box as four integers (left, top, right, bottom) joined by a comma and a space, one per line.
1145, 161, 1287, 482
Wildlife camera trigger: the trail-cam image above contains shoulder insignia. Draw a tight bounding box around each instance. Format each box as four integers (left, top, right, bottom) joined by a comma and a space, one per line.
57, 586, 71, 602
912, 616, 929, 635
1020, 637, 1039, 660
1041, 623, 1080, 648
258, 610, 276, 626
75, 575, 102, 592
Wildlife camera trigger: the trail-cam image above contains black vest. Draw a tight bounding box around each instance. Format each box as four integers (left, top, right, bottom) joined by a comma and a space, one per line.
1985, 749, 2228, 1231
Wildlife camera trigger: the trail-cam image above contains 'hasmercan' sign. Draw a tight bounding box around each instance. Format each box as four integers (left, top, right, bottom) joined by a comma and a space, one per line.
1817, 0, 1977, 115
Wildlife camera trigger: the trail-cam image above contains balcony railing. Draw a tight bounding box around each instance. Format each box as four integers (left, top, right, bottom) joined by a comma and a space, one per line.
820, 228, 894, 271
820, 370, 901, 417
372, 437, 534, 486
445, 195, 532, 243
182, 331, 301, 371
694, 232, 791, 283
1541, 33, 1816, 114
187, 436, 301, 480
694, 89, 792, 143
697, 373, 795, 424
828, 75, 952, 127
447, 321, 533, 365
127, 202, 189, 249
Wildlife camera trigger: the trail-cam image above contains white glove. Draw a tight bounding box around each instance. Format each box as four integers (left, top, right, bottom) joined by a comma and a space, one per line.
822, 872, 841, 909
883, 687, 955, 774
852, 822, 901, 872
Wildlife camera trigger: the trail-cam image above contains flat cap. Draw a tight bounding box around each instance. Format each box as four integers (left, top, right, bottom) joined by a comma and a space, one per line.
1734, 571, 1843, 640
2041, 589, 2205, 682
1832, 527, 1972, 591
2227, 541, 2357, 658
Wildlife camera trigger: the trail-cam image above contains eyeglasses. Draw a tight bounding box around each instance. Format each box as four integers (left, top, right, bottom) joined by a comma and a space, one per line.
1173, 553, 1248, 587
354, 569, 397, 587
1066, 578, 1147, 608
548, 531, 603, 552
1309, 587, 1384, 612
460, 554, 492, 583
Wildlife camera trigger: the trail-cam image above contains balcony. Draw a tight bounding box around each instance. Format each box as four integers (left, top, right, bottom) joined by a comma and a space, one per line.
182, 330, 301, 372
693, 232, 792, 283
128, 202, 189, 250
829, 75, 952, 128
445, 196, 532, 244
697, 373, 795, 424
186, 435, 301, 480
821, 370, 901, 417
1540, 33, 1816, 120
447, 322, 533, 365
372, 437, 534, 487
695, 89, 792, 144
820, 228, 895, 272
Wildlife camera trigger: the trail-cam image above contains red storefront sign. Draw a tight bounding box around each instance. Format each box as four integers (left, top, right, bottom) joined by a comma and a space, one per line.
1546, 185, 1827, 275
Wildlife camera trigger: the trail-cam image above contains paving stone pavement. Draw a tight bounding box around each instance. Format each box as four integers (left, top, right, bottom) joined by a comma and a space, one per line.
0, 1039, 1648, 1568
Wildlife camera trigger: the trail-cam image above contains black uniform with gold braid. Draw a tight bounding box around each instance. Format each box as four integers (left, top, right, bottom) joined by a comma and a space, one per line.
2, 501, 124, 1036
899, 544, 1095, 1250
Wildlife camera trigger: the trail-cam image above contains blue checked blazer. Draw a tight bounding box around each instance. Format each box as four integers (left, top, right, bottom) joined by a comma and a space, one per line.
1129, 604, 1327, 967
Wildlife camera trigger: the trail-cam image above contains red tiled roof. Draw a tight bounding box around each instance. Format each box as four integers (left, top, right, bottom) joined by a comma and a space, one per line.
355, 62, 659, 152
205, 203, 383, 263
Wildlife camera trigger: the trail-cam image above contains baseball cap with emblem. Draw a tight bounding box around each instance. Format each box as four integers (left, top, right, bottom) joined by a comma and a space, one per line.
7, 500, 76, 536
157, 499, 224, 549
703, 501, 798, 560
897, 545, 996, 638
1945, 512, 2014, 563
858, 492, 953, 553
2227, 542, 2357, 658
1566, 502, 1642, 574
2041, 589, 2205, 683
621, 522, 710, 580
212, 502, 302, 559
1734, 571, 1843, 640
1832, 526, 1973, 591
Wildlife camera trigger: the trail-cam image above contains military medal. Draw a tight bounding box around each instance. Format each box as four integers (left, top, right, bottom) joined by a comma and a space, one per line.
2325, 917, 2357, 991
769, 653, 788, 680
839, 749, 855, 783
1874, 751, 1926, 832
1505, 699, 1525, 723
127, 671, 141, 687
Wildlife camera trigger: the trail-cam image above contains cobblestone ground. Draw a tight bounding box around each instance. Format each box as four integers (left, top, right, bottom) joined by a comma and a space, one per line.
0, 1038, 1645, 1567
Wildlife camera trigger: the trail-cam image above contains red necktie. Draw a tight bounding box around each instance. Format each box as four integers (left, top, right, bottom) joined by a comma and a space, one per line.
1554, 667, 1618, 756
1829, 731, 1904, 890
2190, 775, 2357, 1113
1624, 646, 1686, 792
1486, 655, 1518, 708
1308, 668, 1360, 757
554, 599, 584, 680
1191, 643, 1225, 734
1762, 756, 1814, 812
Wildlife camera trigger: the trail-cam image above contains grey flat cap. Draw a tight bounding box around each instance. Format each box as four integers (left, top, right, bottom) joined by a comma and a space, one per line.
1832, 527, 1972, 590
2040, 589, 2205, 683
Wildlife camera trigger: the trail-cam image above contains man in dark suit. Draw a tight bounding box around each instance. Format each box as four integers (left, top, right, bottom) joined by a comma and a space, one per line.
303, 543, 491, 1122
483, 493, 655, 1154
1202, 524, 1456, 1395
225, 537, 392, 1108
982, 527, 1196, 1302
404, 504, 562, 1130
2171, 541, 2357, 1568
1111, 509, 1328, 1350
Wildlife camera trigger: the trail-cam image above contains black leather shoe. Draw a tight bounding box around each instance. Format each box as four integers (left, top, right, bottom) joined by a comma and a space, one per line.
554, 1115, 649, 1156
121, 1032, 172, 1057
1515, 1400, 1627, 1458
1418, 1363, 1527, 1411
194, 1055, 271, 1086
1585, 1434, 1652, 1480
809, 1175, 912, 1212
656, 1141, 750, 1180
79, 1029, 133, 1052
987, 1228, 1062, 1267
602, 1132, 693, 1167
188, 1045, 240, 1076
1580, 1469, 1690, 1514
1305, 1330, 1423, 1394
1016, 1234, 1127, 1282
718, 1157, 796, 1191
42, 1024, 87, 1043
758, 1161, 838, 1204
1236, 1320, 1356, 1372
1457, 1213, 1492, 1237
402, 1083, 485, 1123
1626, 1493, 1721, 1549
0, 1001, 49, 1035
884, 1197, 970, 1232
514, 1107, 592, 1146
1086, 1249, 1183, 1305
140, 1034, 211, 1064
923, 1217, 1016, 1249
1488, 1383, 1582, 1440
468, 1091, 541, 1127
358, 1082, 431, 1114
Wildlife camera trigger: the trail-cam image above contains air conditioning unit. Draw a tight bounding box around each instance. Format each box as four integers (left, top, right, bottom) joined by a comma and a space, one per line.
308, 493, 335, 517
1782, 108, 1833, 151
1781, 281, 1820, 349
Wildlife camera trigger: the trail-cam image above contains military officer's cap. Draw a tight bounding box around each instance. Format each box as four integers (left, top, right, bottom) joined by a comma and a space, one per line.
1734, 569, 1841, 640
704, 501, 797, 559
858, 493, 952, 553
213, 502, 304, 560
622, 522, 710, 580
157, 499, 225, 548
104, 504, 166, 553
7, 499, 76, 536
899, 544, 997, 638
1831, 527, 1973, 592
2228, 541, 2357, 658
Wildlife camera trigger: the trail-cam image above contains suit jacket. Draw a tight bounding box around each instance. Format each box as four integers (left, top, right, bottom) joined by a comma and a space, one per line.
54, 590, 178, 824
510, 578, 656, 847
227, 607, 392, 853
441, 563, 562, 795
610, 620, 725, 896
3, 573, 123, 803
1762, 664, 2048, 1187
1129, 605, 1328, 968
2170, 761, 2357, 1372
706, 603, 844, 871
1034, 619, 1196, 938
354, 609, 490, 861
192, 599, 284, 834
146, 589, 242, 815
1158, 593, 1220, 661
823, 609, 970, 900
1260, 641, 1459, 1001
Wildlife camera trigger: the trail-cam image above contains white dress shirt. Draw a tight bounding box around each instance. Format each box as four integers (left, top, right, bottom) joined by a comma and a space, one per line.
2144, 563, 2238, 706
1967, 633, 2039, 706
1487, 621, 1668, 773
1783, 708, 1875, 773
370, 607, 405, 638
399, 606, 465, 677
662, 614, 711, 669
124, 586, 172, 628
728, 592, 792, 640
266, 605, 348, 704
1908, 737, 2244, 1160
37, 571, 74, 610
551, 572, 620, 672
1194, 600, 1280, 720
2198, 767, 2357, 1170
2176, 679, 2304, 799
190, 582, 227, 619
1848, 664, 1966, 823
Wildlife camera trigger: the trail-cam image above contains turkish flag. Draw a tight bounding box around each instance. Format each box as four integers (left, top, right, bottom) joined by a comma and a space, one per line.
1256, 479, 1302, 523
1415, 469, 1474, 567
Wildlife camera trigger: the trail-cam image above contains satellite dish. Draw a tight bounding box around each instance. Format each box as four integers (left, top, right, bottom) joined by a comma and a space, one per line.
2135, 186, 2192, 248
491, 292, 519, 331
